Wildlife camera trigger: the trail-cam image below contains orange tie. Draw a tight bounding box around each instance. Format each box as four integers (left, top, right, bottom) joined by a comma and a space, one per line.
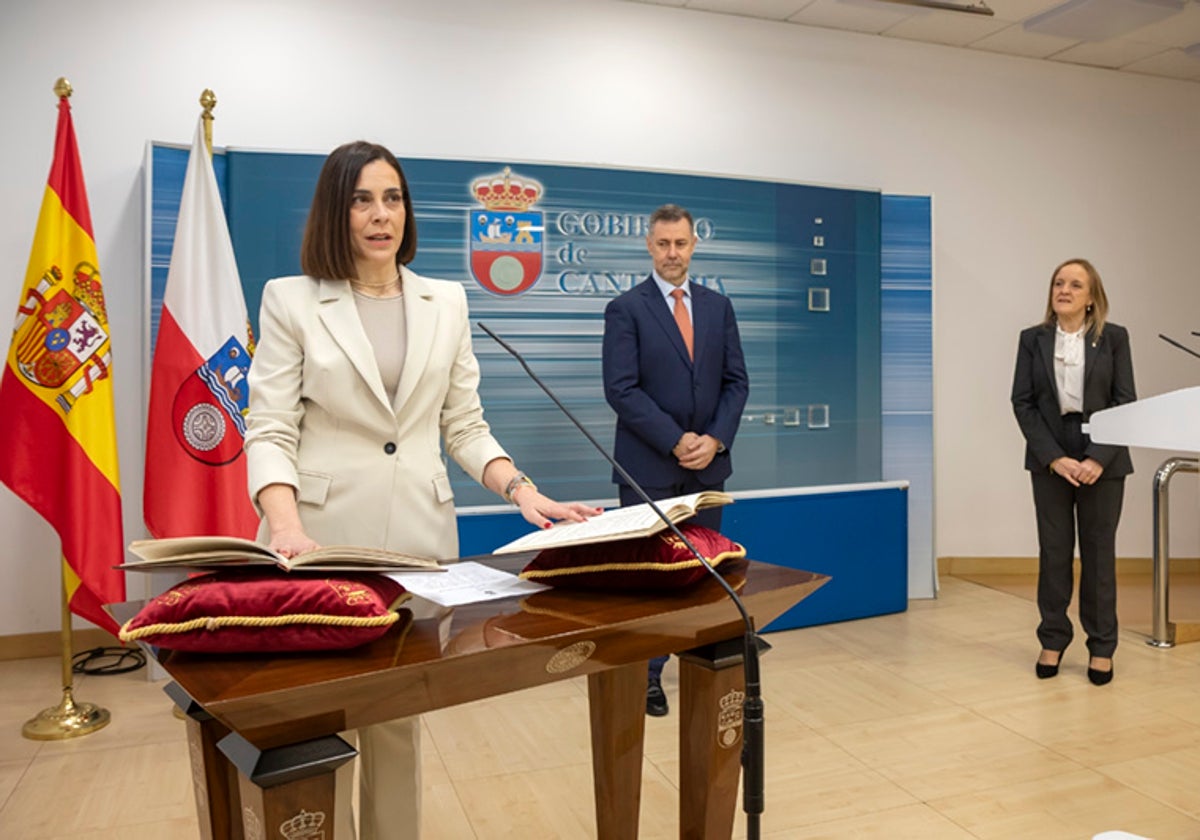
671, 288, 693, 359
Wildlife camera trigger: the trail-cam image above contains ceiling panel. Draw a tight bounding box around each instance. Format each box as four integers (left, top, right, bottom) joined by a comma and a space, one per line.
686, 0, 814, 18
786, 0, 922, 34
619, 0, 1200, 83
969, 22, 1082, 55
985, 0, 1078, 22
1049, 36, 1171, 67
1122, 46, 1200, 77
884, 10, 1012, 45
1119, 3, 1200, 46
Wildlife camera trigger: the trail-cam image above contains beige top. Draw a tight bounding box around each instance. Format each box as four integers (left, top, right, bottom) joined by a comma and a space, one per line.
353, 290, 407, 404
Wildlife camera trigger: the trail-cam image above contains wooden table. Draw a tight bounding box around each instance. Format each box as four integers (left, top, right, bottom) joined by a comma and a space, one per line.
153, 558, 827, 839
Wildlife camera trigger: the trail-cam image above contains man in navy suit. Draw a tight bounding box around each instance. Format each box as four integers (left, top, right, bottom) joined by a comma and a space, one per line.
602, 203, 749, 716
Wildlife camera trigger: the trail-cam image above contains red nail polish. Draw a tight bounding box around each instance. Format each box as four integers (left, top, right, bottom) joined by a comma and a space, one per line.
543, 522, 552, 529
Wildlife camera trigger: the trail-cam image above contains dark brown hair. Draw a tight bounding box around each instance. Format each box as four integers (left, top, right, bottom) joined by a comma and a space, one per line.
1042, 257, 1109, 339
300, 141, 418, 280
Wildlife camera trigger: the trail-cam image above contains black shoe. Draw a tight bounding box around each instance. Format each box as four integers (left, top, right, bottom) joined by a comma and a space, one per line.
1087, 658, 1114, 686
646, 679, 668, 717
1035, 649, 1063, 679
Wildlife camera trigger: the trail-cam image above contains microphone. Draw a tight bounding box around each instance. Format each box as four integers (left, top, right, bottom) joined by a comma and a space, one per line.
1159, 333, 1200, 360
476, 321, 767, 839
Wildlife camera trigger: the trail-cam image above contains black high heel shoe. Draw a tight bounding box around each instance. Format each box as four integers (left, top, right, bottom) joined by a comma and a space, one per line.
1087, 657, 1113, 686
1035, 649, 1064, 679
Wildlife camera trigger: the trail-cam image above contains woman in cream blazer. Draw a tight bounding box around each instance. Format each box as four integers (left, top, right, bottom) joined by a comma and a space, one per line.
245, 141, 594, 839
247, 266, 507, 561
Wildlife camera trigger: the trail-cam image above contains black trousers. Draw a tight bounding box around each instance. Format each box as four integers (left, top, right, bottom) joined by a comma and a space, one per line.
1030, 468, 1124, 658
619, 478, 725, 680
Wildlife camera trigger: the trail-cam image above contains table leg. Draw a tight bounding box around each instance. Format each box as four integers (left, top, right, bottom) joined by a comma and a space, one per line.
165, 681, 242, 840
589, 661, 648, 840
218, 730, 357, 839
678, 644, 747, 840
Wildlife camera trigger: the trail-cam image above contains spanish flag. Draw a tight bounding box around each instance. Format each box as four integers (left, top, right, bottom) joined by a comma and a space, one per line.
0, 94, 125, 635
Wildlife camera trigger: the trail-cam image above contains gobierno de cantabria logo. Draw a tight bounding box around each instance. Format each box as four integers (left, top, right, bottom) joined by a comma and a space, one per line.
468, 167, 544, 296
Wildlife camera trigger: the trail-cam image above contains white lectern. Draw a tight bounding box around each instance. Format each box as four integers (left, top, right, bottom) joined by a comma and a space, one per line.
1085, 386, 1200, 453
1085, 386, 1200, 647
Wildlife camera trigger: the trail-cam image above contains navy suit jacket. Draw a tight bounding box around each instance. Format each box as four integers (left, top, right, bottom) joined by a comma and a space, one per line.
602, 277, 749, 488
1011, 321, 1136, 476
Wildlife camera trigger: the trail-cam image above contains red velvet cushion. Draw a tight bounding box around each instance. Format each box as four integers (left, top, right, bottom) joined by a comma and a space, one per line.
118, 571, 408, 652
519, 524, 746, 591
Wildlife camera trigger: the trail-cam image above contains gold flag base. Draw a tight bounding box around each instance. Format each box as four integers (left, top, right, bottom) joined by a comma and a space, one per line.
22, 687, 111, 741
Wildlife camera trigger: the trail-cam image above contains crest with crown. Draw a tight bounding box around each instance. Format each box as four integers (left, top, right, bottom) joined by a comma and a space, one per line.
71, 261, 108, 326
471, 167, 543, 211
280, 809, 326, 840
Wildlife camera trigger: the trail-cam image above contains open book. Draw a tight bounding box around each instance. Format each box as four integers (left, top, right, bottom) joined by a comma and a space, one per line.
493, 490, 732, 554
120, 536, 443, 573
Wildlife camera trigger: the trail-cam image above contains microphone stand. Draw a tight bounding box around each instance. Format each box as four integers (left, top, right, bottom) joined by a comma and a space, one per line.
477, 322, 766, 839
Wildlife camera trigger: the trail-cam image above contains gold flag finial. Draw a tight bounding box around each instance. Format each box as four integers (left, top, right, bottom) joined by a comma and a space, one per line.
200, 88, 216, 157
54, 77, 72, 99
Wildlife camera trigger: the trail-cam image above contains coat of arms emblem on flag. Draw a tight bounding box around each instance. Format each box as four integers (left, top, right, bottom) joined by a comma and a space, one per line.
170, 334, 252, 466
468, 167, 544, 296
12, 262, 111, 413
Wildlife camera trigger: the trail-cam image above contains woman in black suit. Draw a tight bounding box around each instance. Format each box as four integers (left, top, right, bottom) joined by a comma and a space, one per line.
1011, 258, 1136, 686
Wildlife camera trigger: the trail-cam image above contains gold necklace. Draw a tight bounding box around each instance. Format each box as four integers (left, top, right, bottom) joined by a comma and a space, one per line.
351, 271, 401, 296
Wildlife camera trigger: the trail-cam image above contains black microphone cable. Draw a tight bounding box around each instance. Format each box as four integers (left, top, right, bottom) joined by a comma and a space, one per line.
477, 321, 766, 839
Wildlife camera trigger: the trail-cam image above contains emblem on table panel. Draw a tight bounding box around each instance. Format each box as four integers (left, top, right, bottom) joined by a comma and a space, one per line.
546, 640, 597, 673
280, 808, 326, 840
468, 167, 544, 296
242, 805, 263, 840
717, 689, 746, 748
10, 262, 113, 416
172, 333, 253, 466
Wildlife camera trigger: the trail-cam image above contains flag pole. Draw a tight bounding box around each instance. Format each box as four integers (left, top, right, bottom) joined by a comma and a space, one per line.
22, 556, 111, 739
20, 78, 113, 741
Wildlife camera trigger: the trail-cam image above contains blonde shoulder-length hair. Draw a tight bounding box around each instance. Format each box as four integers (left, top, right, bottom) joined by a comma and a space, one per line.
1042, 257, 1109, 340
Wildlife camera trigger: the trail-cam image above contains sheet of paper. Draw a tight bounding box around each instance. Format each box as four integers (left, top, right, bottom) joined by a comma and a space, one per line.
388, 561, 547, 607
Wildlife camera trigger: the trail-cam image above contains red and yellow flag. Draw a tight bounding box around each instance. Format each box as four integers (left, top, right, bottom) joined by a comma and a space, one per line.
0, 94, 125, 635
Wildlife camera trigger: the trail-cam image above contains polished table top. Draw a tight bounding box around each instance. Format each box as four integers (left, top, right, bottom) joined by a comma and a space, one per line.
152, 557, 828, 750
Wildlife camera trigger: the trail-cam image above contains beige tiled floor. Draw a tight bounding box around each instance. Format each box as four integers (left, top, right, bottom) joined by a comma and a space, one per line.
3, 574, 1200, 839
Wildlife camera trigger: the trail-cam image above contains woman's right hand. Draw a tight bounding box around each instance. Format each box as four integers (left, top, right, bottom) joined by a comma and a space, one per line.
267, 527, 321, 559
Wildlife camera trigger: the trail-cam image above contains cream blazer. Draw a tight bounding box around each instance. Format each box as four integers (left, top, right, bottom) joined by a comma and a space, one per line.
245, 267, 508, 560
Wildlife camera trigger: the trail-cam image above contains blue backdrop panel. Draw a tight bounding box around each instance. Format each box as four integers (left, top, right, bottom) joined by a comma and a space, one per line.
722, 486, 908, 630
454, 484, 908, 633
151, 147, 883, 505
880, 195, 934, 598
148, 144, 928, 627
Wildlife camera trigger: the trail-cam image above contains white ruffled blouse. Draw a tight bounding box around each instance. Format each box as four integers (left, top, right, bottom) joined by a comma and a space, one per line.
1054, 323, 1086, 414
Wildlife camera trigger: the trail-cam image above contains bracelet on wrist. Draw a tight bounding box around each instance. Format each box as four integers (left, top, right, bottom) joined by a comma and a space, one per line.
503, 471, 537, 504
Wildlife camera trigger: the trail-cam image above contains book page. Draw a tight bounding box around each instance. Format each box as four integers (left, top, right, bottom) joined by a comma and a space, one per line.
289, 545, 442, 571
124, 536, 278, 566
493, 491, 731, 554
121, 537, 442, 572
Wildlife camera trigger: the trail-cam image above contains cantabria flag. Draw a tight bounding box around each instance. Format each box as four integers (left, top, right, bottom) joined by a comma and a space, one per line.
143, 118, 257, 539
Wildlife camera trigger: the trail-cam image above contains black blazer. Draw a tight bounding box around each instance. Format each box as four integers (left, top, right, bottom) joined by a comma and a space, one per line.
1011, 321, 1136, 476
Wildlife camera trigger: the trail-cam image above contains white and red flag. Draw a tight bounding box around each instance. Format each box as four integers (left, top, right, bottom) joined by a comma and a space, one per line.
143, 118, 257, 539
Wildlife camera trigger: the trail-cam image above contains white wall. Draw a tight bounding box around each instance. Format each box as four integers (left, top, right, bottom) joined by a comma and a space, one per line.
2, 0, 1198, 636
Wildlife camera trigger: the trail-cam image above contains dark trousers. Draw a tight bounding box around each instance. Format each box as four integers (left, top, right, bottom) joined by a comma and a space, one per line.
619, 479, 725, 682
1030, 471, 1124, 658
